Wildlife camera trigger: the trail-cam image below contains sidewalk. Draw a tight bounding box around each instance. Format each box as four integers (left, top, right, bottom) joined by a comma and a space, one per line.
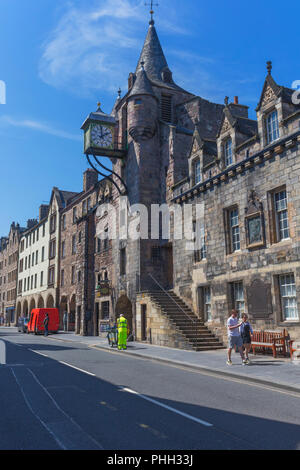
49, 331, 300, 393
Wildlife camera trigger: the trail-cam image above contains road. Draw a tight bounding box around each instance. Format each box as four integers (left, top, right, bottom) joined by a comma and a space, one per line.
0, 327, 299, 450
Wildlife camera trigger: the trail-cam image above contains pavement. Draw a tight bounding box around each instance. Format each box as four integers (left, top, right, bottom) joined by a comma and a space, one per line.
42, 330, 300, 393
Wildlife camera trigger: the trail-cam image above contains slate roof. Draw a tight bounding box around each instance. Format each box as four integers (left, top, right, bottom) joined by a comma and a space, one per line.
128, 65, 156, 98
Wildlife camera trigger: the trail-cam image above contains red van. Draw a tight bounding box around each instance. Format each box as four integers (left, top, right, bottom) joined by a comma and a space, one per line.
27, 308, 60, 335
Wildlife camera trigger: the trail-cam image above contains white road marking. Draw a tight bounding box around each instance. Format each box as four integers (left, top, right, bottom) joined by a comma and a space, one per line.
121, 387, 213, 427
0, 340, 6, 364
31, 351, 49, 358
59, 361, 96, 376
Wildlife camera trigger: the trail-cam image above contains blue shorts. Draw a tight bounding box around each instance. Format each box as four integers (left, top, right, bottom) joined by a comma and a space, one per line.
228, 336, 243, 349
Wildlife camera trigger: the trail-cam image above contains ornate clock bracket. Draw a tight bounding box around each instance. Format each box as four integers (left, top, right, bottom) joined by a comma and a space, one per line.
86, 154, 128, 196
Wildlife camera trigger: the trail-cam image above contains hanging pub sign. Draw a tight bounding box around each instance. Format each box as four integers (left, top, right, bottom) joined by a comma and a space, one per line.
96, 281, 111, 297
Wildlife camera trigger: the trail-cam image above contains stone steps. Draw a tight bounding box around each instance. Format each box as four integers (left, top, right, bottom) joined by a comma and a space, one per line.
148, 290, 224, 351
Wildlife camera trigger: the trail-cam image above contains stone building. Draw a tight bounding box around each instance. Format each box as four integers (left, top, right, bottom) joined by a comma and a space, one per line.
16, 206, 49, 318
80, 17, 300, 348
0, 223, 25, 325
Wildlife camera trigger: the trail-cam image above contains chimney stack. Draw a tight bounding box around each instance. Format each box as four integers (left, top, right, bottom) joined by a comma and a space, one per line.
27, 219, 38, 229
234, 96, 239, 105
83, 169, 98, 193
39, 204, 49, 222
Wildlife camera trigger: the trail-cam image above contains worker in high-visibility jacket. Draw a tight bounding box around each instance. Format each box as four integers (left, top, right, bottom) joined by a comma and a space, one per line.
117, 314, 128, 350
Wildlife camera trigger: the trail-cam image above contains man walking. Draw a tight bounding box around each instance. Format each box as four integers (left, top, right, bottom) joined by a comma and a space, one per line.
117, 314, 128, 350
43, 313, 49, 337
227, 309, 246, 365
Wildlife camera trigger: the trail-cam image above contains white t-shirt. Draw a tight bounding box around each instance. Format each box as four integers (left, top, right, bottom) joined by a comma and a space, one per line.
227, 316, 240, 337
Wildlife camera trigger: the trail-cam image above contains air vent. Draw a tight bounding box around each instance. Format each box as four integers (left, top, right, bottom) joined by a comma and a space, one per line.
161, 95, 172, 123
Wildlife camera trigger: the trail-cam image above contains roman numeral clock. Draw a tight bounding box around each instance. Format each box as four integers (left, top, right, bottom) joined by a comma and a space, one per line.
81, 103, 127, 194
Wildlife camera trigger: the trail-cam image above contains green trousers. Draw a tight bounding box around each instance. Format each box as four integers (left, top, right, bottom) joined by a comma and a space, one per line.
118, 329, 127, 349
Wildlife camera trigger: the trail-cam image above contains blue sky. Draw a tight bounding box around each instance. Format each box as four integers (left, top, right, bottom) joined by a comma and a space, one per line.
0, 0, 299, 235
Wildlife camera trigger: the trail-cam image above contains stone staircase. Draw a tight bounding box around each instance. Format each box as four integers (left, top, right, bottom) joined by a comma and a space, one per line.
148, 290, 224, 351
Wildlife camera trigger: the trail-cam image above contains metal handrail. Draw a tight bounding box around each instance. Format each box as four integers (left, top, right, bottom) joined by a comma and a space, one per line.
148, 273, 196, 324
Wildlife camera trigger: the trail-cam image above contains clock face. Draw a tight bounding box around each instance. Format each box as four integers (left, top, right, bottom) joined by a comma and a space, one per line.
91, 124, 113, 148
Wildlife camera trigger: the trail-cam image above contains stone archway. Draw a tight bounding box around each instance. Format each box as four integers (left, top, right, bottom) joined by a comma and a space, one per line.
60, 296, 68, 330
69, 294, 76, 332
46, 294, 54, 308
29, 298, 36, 315
37, 296, 44, 308
22, 300, 28, 317
115, 295, 133, 334
16, 302, 22, 321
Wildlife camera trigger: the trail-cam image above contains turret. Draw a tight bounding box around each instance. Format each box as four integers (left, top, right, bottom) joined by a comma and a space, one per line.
127, 62, 158, 142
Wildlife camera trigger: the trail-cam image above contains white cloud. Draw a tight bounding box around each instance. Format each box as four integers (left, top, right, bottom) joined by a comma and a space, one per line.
0, 115, 81, 141
39, 0, 188, 97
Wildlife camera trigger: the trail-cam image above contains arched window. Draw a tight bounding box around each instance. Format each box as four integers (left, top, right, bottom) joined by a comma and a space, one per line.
266, 110, 279, 144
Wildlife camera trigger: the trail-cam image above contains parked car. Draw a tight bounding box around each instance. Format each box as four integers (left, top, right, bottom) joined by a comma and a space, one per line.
17, 317, 29, 333
27, 308, 59, 335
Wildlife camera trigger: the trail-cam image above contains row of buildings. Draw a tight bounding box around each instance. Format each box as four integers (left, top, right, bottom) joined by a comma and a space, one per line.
1, 17, 300, 347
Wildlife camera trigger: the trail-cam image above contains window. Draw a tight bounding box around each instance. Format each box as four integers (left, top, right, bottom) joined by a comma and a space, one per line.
224, 138, 233, 167
48, 267, 55, 286
36, 228, 39, 242
279, 274, 298, 321
61, 269, 64, 287
120, 248, 126, 275
73, 207, 77, 224
71, 266, 75, 284
266, 110, 279, 144
78, 232, 82, 244
33, 231, 35, 244
34, 274, 37, 289
28, 256, 31, 269
18, 280, 22, 294
87, 197, 91, 211
61, 241, 65, 259
104, 228, 109, 250
193, 221, 206, 262
72, 235, 77, 255
49, 240, 56, 259
50, 214, 56, 234
41, 247, 45, 262
62, 215, 66, 231
97, 237, 101, 253
36, 250, 38, 265
42, 223, 45, 237
31, 275, 34, 290
274, 190, 289, 241
232, 281, 245, 314
161, 95, 172, 122
228, 208, 240, 252
193, 159, 201, 185
78, 271, 82, 283
32, 253, 34, 266
101, 301, 110, 320
82, 200, 87, 215
40, 271, 44, 287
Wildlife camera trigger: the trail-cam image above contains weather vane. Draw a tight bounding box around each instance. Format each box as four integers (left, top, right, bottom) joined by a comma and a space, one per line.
145, 1, 159, 24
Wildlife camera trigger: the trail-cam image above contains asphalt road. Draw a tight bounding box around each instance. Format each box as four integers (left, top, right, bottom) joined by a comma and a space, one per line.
0, 328, 300, 450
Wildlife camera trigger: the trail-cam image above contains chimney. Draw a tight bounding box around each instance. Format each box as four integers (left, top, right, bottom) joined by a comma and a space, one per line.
39, 204, 49, 222
27, 219, 38, 229
234, 96, 239, 105
83, 169, 98, 193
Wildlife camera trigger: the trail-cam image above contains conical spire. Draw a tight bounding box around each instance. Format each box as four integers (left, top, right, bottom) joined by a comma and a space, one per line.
129, 62, 156, 98
136, 23, 169, 84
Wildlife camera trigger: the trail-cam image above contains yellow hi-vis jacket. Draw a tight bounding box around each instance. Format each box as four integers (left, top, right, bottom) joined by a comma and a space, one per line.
117, 316, 128, 332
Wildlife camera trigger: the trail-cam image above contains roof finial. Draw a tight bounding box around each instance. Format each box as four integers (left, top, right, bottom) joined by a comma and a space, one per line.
145, 1, 159, 25
224, 96, 229, 106
117, 87, 121, 99
267, 60, 272, 75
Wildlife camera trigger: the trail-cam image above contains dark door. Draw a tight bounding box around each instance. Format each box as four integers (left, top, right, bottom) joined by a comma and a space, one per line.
95, 303, 99, 336
141, 304, 147, 341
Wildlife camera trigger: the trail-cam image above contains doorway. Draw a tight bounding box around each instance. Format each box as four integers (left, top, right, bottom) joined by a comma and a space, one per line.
141, 304, 147, 341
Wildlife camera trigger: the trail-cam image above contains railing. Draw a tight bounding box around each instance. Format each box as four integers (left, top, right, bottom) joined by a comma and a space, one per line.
148, 273, 197, 324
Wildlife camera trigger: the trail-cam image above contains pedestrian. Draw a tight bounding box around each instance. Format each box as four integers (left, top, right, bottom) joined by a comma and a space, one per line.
63, 311, 68, 332
43, 313, 49, 337
240, 313, 253, 364
227, 309, 247, 366
117, 314, 128, 350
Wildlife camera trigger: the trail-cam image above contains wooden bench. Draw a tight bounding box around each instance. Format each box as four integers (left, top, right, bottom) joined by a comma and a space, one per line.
289, 339, 300, 359
251, 329, 288, 358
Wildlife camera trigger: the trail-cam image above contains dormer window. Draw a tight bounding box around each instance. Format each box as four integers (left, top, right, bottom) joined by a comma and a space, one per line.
224, 138, 233, 167
192, 159, 201, 185
266, 110, 279, 144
